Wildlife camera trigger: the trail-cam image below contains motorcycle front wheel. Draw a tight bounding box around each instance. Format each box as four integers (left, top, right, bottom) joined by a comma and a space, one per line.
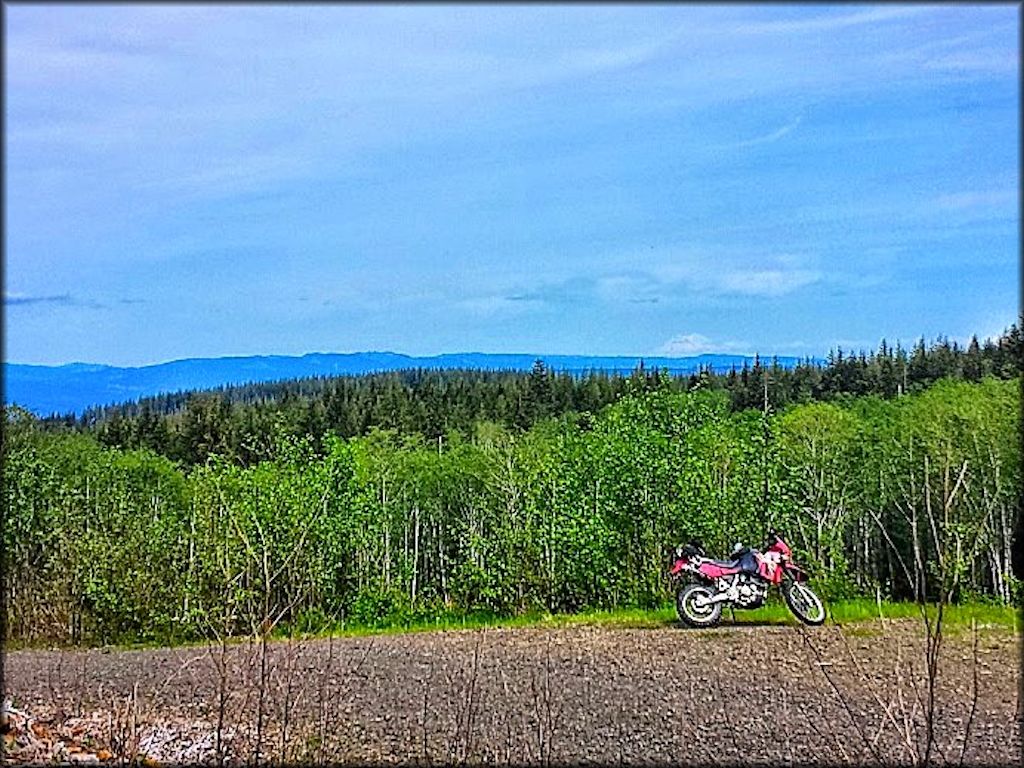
782, 579, 826, 625
676, 583, 723, 628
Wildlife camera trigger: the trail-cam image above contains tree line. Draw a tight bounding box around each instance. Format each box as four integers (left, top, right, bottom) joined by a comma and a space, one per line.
31, 324, 1023, 470
3, 372, 1019, 646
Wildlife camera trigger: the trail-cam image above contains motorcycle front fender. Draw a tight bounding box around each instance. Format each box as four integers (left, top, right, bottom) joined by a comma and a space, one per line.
784, 563, 810, 582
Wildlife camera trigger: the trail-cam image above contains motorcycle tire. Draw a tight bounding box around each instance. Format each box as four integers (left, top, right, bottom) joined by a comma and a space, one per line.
676, 583, 723, 628
782, 579, 826, 626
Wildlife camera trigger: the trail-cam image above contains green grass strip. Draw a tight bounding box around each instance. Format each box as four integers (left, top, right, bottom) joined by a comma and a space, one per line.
8, 599, 1017, 652
284, 598, 1020, 641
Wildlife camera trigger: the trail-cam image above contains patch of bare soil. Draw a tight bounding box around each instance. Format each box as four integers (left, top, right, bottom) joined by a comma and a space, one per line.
3, 619, 1019, 765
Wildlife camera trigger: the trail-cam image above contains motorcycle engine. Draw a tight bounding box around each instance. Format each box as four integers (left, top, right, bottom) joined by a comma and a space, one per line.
735, 576, 766, 608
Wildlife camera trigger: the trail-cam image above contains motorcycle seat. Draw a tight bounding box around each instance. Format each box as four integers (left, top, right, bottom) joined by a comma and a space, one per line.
708, 558, 742, 569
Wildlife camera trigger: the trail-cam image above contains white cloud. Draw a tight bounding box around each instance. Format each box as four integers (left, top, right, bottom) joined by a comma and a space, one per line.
640, 249, 826, 300
658, 333, 751, 356
717, 268, 822, 297
659, 333, 714, 355
497, 255, 824, 308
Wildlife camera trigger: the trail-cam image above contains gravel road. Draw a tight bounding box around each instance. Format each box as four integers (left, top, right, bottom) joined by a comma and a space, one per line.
3, 619, 1019, 765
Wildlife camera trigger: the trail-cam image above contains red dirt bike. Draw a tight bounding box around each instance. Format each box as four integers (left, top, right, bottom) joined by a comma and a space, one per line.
669, 531, 826, 628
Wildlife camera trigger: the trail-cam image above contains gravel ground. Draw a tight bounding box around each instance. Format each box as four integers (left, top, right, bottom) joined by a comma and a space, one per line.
3, 618, 1019, 765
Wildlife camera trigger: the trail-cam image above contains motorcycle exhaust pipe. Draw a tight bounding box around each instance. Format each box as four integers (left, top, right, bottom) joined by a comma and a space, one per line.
693, 591, 736, 607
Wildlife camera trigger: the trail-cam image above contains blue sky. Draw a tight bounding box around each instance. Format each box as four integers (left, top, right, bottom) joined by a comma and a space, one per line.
4, 4, 1019, 366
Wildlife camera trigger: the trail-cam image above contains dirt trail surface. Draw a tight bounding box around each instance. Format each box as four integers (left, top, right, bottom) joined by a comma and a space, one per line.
3, 619, 1019, 765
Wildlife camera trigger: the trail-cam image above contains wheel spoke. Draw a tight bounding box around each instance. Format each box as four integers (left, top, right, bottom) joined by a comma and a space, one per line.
797, 585, 821, 618
785, 581, 824, 624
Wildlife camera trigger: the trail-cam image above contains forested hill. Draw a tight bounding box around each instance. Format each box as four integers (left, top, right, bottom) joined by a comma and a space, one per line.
19, 325, 1021, 469
5, 367, 1019, 645
6, 350, 789, 417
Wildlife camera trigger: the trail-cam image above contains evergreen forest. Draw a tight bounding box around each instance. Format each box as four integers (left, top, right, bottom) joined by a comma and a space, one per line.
3, 327, 1021, 645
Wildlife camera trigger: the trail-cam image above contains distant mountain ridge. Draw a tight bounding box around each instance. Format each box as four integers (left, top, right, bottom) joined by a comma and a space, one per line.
4, 351, 810, 416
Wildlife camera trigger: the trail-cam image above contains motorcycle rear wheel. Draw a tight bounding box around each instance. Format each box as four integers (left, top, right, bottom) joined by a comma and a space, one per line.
676, 583, 723, 628
782, 579, 826, 625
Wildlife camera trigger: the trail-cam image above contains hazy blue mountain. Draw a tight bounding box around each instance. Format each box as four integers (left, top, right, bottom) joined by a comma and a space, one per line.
4, 351, 809, 416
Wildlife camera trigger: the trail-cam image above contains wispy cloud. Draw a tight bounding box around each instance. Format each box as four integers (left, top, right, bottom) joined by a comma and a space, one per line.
716, 268, 822, 297
5, 292, 105, 309
922, 50, 1019, 75
140, 150, 315, 200
649, 252, 825, 299
468, 257, 824, 321
5, 5, 214, 88
500, 273, 662, 307
5, 292, 74, 306
733, 6, 925, 36
555, 18, 702, 78
935, 188, 1017, 210
491, 256, 823, 310
730, 116, 802, 149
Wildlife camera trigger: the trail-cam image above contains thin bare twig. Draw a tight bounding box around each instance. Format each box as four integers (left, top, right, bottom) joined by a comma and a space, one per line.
957, 619, 980, 768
